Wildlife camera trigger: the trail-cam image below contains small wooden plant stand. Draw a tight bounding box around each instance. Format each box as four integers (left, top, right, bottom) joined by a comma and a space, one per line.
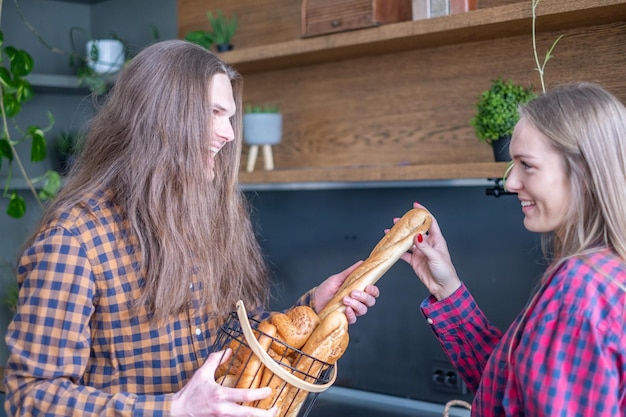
246, 144, 275, 172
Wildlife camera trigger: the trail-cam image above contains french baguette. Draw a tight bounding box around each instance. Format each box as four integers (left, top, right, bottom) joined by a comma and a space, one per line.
318, 207, 431, 320
237, 320, 277, 390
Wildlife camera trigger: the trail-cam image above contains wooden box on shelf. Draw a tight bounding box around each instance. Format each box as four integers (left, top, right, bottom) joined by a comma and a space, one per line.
301, 0, 413, 37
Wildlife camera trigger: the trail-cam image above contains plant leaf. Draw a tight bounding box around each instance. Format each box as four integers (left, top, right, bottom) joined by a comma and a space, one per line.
39, 170, 62, 200
3, 94, 21, 118
7, 47, 34, 77
0, 67, 13, 89
6, 192, 26, 219
28, 127, 47, 162
0, 138, 13, 162
15, 77, 34, 103
185, 31, 214, 49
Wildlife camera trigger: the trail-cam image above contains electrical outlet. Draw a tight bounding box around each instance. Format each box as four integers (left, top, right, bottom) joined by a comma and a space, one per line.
431, 360, 468, 395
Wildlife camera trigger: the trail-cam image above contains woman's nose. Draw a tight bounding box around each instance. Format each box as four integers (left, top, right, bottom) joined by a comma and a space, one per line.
504, 164, 520, 191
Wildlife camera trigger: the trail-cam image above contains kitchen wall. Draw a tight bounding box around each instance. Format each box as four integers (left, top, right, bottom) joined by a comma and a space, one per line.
0, 0, 545, 409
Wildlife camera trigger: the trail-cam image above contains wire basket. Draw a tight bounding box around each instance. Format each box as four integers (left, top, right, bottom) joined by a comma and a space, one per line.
211, 300, 336, 417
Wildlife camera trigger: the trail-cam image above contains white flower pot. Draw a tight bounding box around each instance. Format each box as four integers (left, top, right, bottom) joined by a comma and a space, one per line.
243, 113, 282, 145
86, 39, 125, 75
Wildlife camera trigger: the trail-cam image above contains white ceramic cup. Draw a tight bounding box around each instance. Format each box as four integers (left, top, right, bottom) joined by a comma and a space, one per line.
86, 39, 125, 74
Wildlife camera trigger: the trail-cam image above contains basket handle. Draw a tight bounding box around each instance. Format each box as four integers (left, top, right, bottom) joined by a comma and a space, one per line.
235, 300, 336, 393
443, 399, 472, 416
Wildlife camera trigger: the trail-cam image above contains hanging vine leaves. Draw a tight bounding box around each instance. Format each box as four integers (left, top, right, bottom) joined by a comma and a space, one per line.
0, 30, 61, 218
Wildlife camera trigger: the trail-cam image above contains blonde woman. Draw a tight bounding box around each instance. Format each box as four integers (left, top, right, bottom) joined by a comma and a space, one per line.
403, 83, 626, 416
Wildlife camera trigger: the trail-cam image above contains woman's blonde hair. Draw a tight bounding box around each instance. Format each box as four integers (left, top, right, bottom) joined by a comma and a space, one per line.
24, 40, 270, 321
508, 82, 626, 362
519, 82, 626, 265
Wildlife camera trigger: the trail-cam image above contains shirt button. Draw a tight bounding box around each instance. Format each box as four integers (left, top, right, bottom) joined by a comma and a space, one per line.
426, 318, 434, 325
189, 283, 193, 289
195, 328, 202, 336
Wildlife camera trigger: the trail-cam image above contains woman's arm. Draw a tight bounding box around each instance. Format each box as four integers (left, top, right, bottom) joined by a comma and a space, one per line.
421, 283, 503, 392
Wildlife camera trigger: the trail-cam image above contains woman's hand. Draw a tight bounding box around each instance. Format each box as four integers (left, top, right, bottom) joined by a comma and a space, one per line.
314, 261, 379, 324
171, 349, 277, 416
398, 203, 461, 301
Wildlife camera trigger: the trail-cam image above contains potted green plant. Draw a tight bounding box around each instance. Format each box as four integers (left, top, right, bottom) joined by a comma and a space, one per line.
243, 104, 282, 172
243, 104, 282, 146
469, 78, 536, 162
69, 26, 127, 95
207, 9, 238, 52
53, 130, 85, 176
184, 30, 214, 50
85, 39, 125, 75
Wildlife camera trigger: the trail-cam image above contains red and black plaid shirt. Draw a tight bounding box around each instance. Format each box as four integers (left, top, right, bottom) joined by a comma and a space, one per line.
422, 252, 626, 416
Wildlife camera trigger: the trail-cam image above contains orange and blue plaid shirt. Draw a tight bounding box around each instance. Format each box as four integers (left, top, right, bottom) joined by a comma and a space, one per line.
4, 189, 313, 416
422, 250, 626, 416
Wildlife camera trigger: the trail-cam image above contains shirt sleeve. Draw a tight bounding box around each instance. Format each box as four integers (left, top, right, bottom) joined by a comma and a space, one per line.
296, 287, 315, 310
420, 283, 503, 392
4, 226, 169, 416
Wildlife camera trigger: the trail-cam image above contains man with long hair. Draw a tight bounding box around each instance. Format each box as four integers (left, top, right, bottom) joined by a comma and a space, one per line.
4, 40, 378, 416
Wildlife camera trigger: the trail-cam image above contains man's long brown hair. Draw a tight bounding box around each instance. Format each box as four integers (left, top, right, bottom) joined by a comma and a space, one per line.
23, 40, 270, 321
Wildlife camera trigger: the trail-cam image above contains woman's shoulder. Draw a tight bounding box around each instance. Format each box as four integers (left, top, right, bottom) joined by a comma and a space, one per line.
558, 249, 626, 287
550, 249, 626, 320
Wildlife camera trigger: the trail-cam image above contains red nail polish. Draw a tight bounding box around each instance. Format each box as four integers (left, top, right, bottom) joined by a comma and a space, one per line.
417, 233, 423, 243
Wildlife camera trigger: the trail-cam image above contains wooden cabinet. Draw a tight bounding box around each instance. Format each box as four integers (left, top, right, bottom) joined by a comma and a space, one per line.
301, 0, 412, 38
178, 0, 626, 187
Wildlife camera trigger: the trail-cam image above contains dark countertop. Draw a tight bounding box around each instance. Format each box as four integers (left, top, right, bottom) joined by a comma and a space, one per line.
302, 386, 471, 417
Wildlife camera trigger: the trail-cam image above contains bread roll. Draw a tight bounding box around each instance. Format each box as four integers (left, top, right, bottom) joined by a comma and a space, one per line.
318, 207, 431, 320
270, 306, 320, 354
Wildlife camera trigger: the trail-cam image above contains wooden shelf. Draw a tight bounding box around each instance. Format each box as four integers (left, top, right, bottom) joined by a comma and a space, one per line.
26, 73, 89, 94
194, 0, 626, 187
221, 0, 626, 74
239, 162, 509, 186
48, 0, 109, 3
